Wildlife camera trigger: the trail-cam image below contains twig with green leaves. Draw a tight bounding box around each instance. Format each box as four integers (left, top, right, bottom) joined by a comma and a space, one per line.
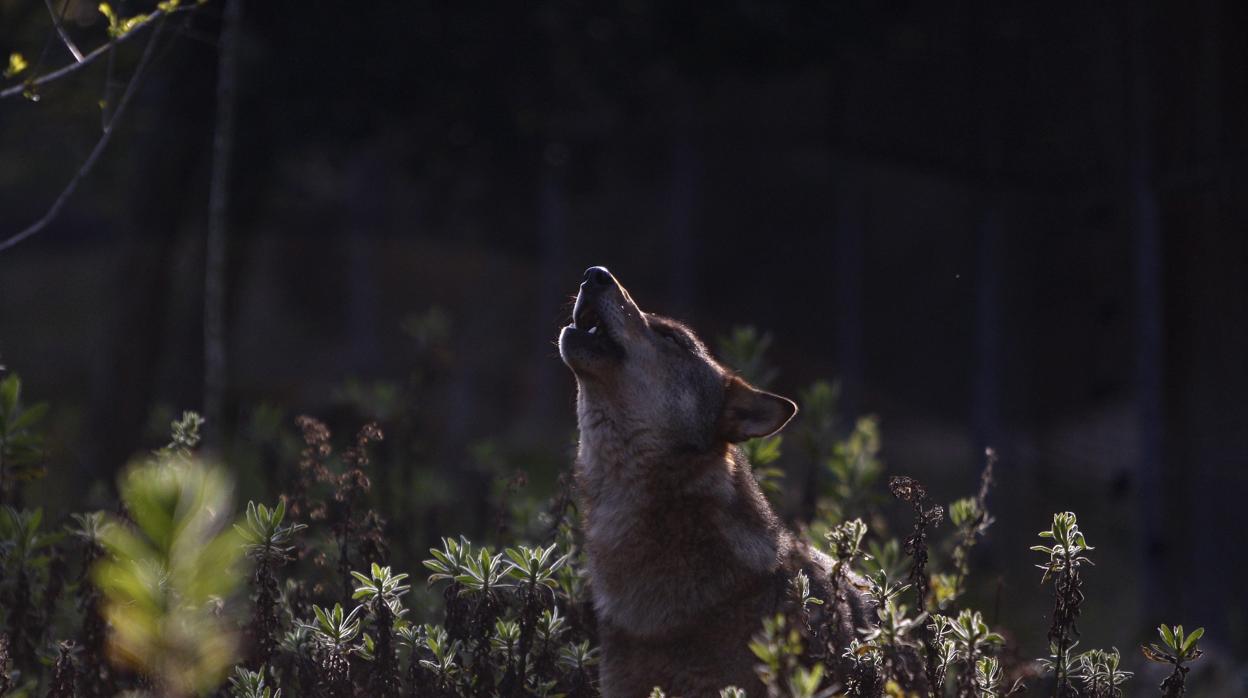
0, 1, 212, 254
0, 1, 201, 100
302, 603, 365, 695
749, 613, 824, 698
502, 543, 568, 693
0, 506, 61, 670
229, 664, 282, 698
889, 475, 945, 692
1141, 624, 1204, 698
1075, 647, 1132, 697
236, 499, 307, 669
929, 609, 1008, 697
825, 517, 868, 667
1032, 512, 1093, 697
352, 563, 410, 696
0, 373, 49, 506
945, 448, 997, 607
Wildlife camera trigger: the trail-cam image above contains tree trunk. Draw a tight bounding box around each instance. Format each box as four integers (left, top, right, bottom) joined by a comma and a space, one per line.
1125, 0, 1167, 621
204, 0, 243, 452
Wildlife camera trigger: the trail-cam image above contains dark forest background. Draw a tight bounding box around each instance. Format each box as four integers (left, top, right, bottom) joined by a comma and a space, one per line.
1, 0, 1246, 675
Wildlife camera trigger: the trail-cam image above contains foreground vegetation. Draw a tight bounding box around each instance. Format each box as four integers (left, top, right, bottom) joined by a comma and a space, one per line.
0, 329, 1212, 696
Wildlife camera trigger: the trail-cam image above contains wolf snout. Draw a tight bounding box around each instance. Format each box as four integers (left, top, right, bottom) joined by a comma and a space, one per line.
582, 265, 615, 289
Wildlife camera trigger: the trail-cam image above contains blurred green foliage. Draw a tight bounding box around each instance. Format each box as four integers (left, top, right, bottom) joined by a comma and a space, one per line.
0, 373, 49, 502
94, 442, 245, 695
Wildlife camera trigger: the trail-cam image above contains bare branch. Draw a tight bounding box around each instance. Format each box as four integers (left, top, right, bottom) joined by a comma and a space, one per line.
0, 5, 193, 101
0, 17, 167, 254
43, 0, 85, 63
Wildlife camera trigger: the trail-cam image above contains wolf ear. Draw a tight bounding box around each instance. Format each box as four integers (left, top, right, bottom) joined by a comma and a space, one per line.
720, 376, 798, 442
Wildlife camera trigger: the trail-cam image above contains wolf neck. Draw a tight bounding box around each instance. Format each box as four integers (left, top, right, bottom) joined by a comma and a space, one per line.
574, 392, 786, 639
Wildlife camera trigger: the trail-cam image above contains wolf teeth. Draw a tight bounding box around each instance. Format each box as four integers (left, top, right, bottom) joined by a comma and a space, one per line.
588, 326, 598, 335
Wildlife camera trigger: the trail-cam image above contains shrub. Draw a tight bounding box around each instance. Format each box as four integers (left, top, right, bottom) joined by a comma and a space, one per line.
0, 343, 1216, 698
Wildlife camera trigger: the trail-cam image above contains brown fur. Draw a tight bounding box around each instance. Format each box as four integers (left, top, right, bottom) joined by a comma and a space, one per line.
558, 267, 872, 697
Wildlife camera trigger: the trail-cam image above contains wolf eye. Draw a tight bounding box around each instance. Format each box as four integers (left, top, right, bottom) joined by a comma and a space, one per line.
654, 327, 684, 348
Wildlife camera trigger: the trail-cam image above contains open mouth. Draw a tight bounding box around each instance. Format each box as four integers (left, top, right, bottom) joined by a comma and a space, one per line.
572, 300, 606, 336
566, 295, 621, 356
559, 272, 628, 367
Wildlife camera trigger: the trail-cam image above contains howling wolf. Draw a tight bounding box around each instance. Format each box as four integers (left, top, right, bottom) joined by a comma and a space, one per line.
558, 266, 871, 697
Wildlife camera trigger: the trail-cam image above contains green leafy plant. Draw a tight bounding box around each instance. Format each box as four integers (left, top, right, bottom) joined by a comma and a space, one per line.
0, 335, 1225, 698
457, 546, 510, 598
154, 410, 207, 462
824, 517, 869, 663
743, 434, 786, 500
973, 656, 1005, 697
861, 595, 925, 653
306, 602, 364, 648
1141, 624, 1204, 697
491, 618, 521, 660
841, 639, 885, 696
353, 562, 410, 695
1032, 512, 1094, 696
67, 510, 113, 695
861, 537, 907, 582
561, 639, 599, 674
236, 498, 306, 669
303, 602, 365, 693
888, 474, 945, 692
352, 562, 411, 613
749, 613, 815, 698
407, 623, 461, 690
0, 372, 49, 504
558, 639, 599, 695
424, 535, 475, 585
229, 664, 282, 698
826, 517, 869, 572
236, 499, 306, 564
503, 543, 568, 689
788, 569, 825, 613
1075, 647, 1132, 698
504, 543, 567, 593
930, 609, 1006, 696
0, 506, 61, 670
94, 454, 245, 697
717, 325, 778, 388
718, 327, 787, 503
944, 449, 997, 608
823, 415, 885, 523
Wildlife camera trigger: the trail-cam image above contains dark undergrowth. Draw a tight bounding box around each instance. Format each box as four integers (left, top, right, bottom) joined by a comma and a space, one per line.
0, 327, 1218, 697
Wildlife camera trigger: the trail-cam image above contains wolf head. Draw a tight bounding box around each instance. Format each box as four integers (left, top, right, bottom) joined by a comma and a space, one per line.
558, 266, 797, 454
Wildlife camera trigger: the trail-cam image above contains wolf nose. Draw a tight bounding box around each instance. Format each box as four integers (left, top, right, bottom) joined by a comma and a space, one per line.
583, 266, 613, 288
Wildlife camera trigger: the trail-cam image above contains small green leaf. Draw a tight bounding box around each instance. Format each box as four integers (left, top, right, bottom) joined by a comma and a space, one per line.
1159, 624, 1176, 651
9, 402, 48, 432
1181, 627, 1204, 654
313, 605, 330, 629
4, 52, 29, 79
0, 374, 19, 415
